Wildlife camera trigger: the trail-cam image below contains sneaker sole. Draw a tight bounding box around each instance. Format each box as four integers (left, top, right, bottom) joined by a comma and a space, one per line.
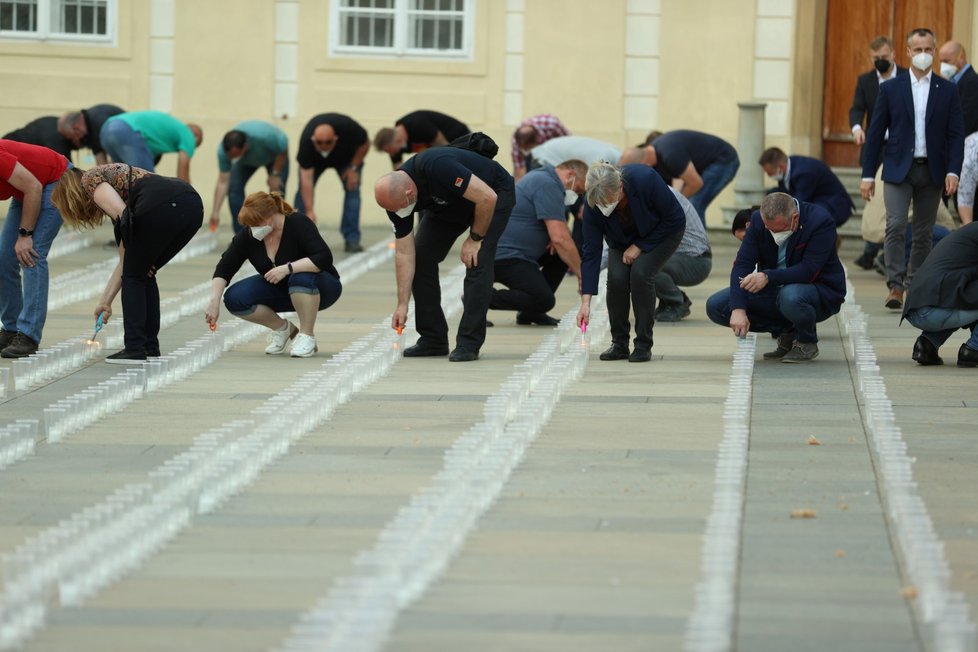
105, 357, 147, 365
291, 346, 318, 358
781, 353, 819, 363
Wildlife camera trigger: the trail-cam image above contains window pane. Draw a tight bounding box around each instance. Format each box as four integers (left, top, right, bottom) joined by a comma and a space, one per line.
52, 0, 108, 35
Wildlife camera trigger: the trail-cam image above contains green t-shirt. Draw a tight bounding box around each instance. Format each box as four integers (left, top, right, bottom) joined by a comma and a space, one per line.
107, 110, 196, 157
217, 120, 288, 172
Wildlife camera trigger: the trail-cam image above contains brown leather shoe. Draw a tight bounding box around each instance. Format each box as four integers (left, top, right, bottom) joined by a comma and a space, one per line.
884, 287, 904, 310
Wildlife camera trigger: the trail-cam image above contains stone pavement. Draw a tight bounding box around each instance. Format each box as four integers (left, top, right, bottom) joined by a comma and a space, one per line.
0, 222, 975, 652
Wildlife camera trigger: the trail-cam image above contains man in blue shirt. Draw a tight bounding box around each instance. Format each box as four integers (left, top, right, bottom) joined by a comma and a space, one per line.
490, 161, 585, 326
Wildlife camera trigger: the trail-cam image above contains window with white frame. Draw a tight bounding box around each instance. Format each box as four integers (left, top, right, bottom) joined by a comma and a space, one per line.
0, 0, 114, 42
330, 0, 474, 60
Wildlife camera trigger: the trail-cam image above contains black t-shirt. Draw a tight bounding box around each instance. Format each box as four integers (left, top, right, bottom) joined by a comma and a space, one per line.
390, 110, 470, 163
81, 104, 125, 155
212, 212, 339, 285
296, 113, 367, 173
652, 129, 737, 183
2, 117, 74, 157
386, 147, 512, 238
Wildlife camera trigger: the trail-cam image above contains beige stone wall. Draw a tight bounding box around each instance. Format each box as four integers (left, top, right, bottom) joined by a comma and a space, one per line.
3, 0, 975, 229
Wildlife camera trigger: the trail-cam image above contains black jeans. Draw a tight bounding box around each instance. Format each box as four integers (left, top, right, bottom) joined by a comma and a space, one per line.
605, 228, 684, 352
413, 187, 515, 352
490, 253, 568, 314
121, 191, 203, 352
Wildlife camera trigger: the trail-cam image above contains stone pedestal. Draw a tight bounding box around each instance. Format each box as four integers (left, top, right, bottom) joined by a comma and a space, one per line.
720, 102, 767, 228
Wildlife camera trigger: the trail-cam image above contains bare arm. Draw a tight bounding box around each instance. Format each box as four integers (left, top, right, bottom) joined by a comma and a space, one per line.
299, 167, 317, 222
392, 234, 417, 330
210, 171, 231, 227
678, 162, 704, 197
96, 243, 125, 320
176, 151, 192, 183
92, 181, 127, 219
204, 276, 229, 327
959, 204, 973, 224
544, 218, 581, 279
459, 175, 497, 268
268, 151, 288, 192
6, 162, 43, 267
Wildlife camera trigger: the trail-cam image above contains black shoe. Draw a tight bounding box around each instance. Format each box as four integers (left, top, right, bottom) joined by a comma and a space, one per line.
106, 349, 148, 364
486, 320, 494, 328
448, 348, 479, 362
599, 344, 629, 361
873, 254, 886, 276
853, 252, 875, 270
0, 329, 17, 351
344, 240, 364, 253
403, 343, 449, 357
628, 349, 652, 362
145, 347, 161, 357
762, 330, 795, 359
957, 343, 978, 368
0, 332, 38, 359
912, 335, 944, 366
516, 312, 560, 326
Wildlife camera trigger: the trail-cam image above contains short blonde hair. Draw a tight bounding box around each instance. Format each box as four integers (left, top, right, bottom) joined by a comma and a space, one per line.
238, 191, 294, 227
584, 162, 623, 208
51, 168, 103, 229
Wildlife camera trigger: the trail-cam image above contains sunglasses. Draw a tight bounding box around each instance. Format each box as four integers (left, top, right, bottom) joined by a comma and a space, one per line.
313, 139, 336, 146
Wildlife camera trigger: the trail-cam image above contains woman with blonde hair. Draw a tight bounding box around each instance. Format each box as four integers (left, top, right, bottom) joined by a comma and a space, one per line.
52, 163, 203, 363
577, 162, 686, 362
205, 191, 341, 357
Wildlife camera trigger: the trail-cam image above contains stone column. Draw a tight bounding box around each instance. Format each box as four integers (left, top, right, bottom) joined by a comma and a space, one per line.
721, 102, 767, 226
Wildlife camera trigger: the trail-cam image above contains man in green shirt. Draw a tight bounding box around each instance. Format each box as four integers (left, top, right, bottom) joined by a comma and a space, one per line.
100, 110, 203, 183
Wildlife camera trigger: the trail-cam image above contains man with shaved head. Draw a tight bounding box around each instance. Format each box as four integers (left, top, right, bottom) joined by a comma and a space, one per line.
938, 40, 978, 135
375, 146, 514, 362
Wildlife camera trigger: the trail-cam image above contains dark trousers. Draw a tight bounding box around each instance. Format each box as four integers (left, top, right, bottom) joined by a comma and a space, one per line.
705, 283, 832, 343
490, 253, 568, 314
413, 188, 515, 352
121, 191, 203, 352
605, 228, 684, 352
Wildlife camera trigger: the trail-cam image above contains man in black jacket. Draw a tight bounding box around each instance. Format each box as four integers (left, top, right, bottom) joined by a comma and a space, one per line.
903, 222, 978, 368
938, 40, 978, 135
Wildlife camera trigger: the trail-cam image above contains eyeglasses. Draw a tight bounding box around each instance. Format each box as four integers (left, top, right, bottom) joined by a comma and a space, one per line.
313, 139, 335, 147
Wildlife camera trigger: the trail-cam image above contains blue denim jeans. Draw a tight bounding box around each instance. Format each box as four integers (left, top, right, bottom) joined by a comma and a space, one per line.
99, 120, 156, 170
223, 271, 342, 316
689, 156, 740, 226
905, 306, 978, 351
229, 159, 291, 235
706, 283, 831, 343
0, 180, 64, 344
293, 163, 362, 243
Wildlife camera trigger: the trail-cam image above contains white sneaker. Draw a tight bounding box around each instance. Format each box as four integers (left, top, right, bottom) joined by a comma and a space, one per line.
290, 333, 318, 358
265, 320, 298, 355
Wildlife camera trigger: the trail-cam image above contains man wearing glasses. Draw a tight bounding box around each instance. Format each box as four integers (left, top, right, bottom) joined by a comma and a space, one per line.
295, 113, 369, 253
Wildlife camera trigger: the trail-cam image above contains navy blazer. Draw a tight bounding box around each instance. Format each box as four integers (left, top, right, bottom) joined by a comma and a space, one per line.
776, 155, 854, 226
850, 66, 909, 169
730, 201, 846, 314
862, 71, 965, 186
580, 164, 686, 295
956, 65, 978, 136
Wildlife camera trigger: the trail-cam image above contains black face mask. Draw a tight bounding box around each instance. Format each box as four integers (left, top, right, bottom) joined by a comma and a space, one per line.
874, 59, 892, 73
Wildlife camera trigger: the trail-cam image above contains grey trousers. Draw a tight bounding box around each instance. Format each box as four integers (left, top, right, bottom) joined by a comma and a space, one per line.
654, 252, 712, 307
882, 161, 942, 291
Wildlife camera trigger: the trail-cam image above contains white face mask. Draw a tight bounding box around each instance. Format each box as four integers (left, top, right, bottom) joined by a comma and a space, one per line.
251, 225, 273, 241
395, 202, 416, 218
597, 200, 619, 217
229, 156, 242, 165
912, 52, 934, 72
319, 149, 331, 159
564, 189, 579, 206
940, 62, 958, 79
771, 229, 792, 246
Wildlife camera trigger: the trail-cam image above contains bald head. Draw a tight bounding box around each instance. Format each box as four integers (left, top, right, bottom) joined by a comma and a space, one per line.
618, 145, 656, 167
374, 171, 417, 211
939, 40, 968, 72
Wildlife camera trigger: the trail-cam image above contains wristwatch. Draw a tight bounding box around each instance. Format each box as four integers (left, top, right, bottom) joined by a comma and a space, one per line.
18, 227, 34, 237
469, 231, 485, 242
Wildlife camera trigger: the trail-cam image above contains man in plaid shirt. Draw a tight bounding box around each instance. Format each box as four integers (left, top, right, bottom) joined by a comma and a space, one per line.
511, 114, 570, 180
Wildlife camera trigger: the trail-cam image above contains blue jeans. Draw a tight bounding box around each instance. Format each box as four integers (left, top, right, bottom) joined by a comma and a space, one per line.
706, 283, 832, 343
689, 156, 740, 226
905, 306, 978, 351
99, 120, 156, 170
223, 271, 342, 316
0, 180, 64, 344
293, 164, 362, 243
229, 159, 291, 234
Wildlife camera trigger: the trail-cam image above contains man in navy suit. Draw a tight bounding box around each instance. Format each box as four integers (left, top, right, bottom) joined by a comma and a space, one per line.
861, 27, 965, 310
937, 40, 978, 135
759, 147, 853, 230
705, 193, 846, 363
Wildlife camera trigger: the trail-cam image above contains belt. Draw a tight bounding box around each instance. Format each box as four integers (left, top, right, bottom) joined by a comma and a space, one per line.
913, 157, 928, 164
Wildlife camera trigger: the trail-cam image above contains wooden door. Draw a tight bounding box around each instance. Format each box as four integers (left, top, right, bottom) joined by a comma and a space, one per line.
822, 0, 955, 168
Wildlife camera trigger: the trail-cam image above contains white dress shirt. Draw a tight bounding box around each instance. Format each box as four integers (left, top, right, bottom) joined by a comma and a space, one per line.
911, 71, 932, 157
